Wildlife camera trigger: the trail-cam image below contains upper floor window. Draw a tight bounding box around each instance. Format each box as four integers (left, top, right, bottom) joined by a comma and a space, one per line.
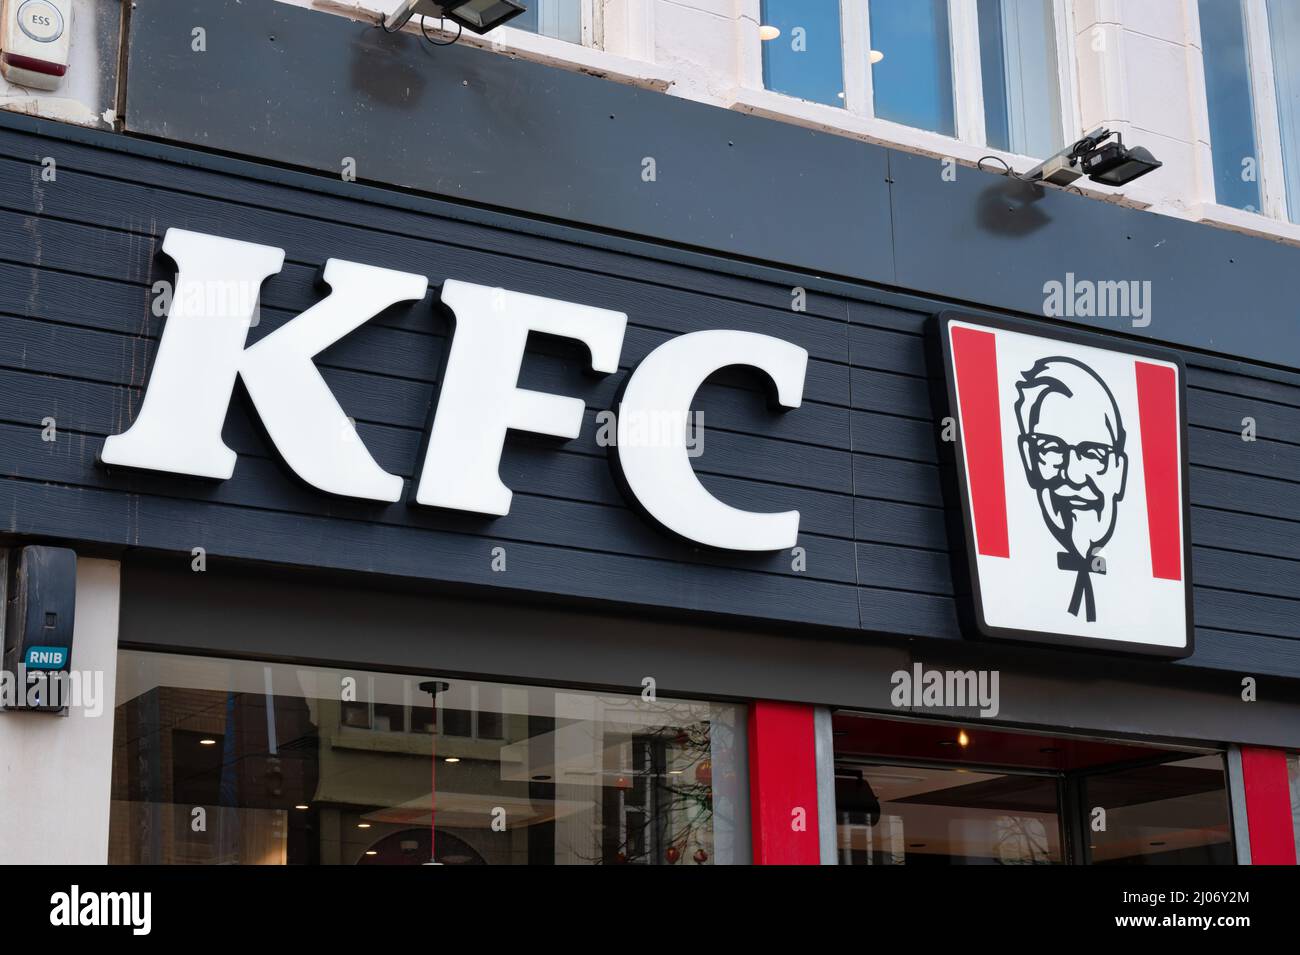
1199, 0, 1300, 222
510, 0, 585, 44
976, 0, 1063, 158
760, 0, 847, 106
758, 0, 1071, 158
1200, 0, 1265, 212
870, 0, 955, 135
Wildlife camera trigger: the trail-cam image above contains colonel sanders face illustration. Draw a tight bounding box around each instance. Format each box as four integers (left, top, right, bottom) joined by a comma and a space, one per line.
1014, 357, 1128, 621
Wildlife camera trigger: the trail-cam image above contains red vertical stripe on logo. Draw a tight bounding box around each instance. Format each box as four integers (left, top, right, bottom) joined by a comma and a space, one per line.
951, 326, 1009, 558
1134, 362, 1182, 581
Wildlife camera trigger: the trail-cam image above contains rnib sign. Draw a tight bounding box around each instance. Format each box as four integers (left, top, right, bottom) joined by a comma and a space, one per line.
935, 313, 1193, 658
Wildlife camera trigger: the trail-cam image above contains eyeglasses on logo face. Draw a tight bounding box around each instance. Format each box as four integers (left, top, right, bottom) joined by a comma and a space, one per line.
1023, 433, 1117, 476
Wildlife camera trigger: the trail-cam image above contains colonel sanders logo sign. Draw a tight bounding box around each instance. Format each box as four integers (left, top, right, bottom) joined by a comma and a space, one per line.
937, 314, 1193, 657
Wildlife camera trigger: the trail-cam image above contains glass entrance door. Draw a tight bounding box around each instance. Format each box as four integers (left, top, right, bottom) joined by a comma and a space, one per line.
833, 713, 1236, 865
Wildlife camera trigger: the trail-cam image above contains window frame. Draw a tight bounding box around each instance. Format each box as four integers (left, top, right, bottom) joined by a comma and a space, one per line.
1240, 0, 1290, 220
752, 0, 1079, 161
494, 0, 599, 48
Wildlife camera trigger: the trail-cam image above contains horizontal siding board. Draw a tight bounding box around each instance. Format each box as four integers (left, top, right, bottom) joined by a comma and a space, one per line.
1189, 364, 1300, 410
0, 159, 853, 362
1189, 466, 1299, 524
0, 425, 858, 585
1188, 386, 1300, 444
1193, 548, 1300, 602
0, 126, 860, 325
0, 478, 862, 628
0, 365, 857, 540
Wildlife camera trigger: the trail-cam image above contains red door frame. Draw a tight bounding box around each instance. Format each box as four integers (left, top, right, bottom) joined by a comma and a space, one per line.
1240, 746, 1297, 865
748, 701, 821, 865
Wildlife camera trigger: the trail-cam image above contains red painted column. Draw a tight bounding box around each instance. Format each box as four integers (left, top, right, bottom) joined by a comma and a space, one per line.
748, 701, 821, 865
1240, 746, 1297, 865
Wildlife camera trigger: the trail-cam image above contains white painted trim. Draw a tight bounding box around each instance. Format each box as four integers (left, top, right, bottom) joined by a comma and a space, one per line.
307, 0, 673, 89
727, 83, 1123, 197
1242, 0, 1289, 219
426, 14, 675, 90
813, 706, 838, 865
736, 0, 764, 91
1054, 0, 1083, 144
600, 0, 655, 61
1193, 199, 1300, 246
950, 0, 987, 147
841, 0, 873, 118
0, 557, 120, 864
1226, 744, 1253, 864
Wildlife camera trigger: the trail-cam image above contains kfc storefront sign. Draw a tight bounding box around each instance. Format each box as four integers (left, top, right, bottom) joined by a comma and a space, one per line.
936, 313, 1193, 658
100, 228, 808, 553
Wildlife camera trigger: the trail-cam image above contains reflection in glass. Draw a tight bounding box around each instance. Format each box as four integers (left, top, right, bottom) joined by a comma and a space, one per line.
511, 0, 582, 43
1267, 0, 1300, 220
978, 0, 1062, 157
835, 763, 1063, 864
108, 651, 748, 865
1200, 0, 1263, 212
760, 0, 847, 108
870, 0, 955, 135
1082, 755, 1233, 864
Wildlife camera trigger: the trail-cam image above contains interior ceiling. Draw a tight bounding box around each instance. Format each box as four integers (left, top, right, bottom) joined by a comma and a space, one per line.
832, 711, 1209, 772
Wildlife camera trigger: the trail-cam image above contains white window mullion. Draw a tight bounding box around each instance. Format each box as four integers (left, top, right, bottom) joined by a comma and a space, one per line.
1244, 0, 1290, 219
1052, 0, 1082, 147
841, 0, 874, 118
583, 0, 600, 49
949, 0, 988, 147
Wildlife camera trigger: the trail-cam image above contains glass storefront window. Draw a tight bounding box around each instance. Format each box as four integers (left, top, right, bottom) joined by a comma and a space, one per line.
836, 764, 1063, 864
833, 713, 1235, 865
109, 651, 748, 865
1081, 755, 1234, 864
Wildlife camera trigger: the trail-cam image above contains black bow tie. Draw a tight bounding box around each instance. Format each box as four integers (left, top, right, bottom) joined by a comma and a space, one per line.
1057, 551, 1105, 623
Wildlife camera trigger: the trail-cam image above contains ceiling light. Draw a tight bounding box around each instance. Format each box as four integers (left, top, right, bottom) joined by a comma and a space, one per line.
365, 850, 378, 856
957, 730, 970, 747
199, 738, 217, 746
294, 804, 309, 810
357, 822, 372, 829
759, 25, 780, 41
444, 756, 460, 763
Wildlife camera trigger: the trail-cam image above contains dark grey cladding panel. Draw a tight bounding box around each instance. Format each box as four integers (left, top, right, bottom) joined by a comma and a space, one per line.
124, 0, 893, 286
0, 111, 1297, 682
888, 150, 1300, 368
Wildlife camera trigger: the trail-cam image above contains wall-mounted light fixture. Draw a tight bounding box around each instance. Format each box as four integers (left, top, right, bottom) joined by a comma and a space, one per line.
384, 0, 526, 37
1023, 127, 1162, 188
